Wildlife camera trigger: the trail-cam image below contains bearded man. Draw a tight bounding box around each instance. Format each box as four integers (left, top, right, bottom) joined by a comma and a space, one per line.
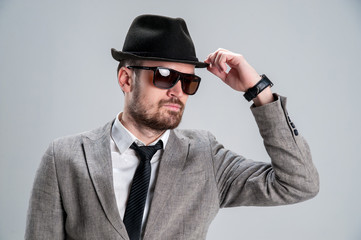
25, 14, 319, 240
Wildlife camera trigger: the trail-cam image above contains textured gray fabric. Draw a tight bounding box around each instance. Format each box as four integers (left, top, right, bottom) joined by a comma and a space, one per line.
25, 95, 319, 240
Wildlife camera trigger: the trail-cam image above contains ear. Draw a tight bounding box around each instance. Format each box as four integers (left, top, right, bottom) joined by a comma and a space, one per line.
118, 66, 133, 93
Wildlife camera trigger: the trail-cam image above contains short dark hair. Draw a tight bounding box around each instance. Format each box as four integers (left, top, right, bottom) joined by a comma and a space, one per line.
117, 59, 143, 76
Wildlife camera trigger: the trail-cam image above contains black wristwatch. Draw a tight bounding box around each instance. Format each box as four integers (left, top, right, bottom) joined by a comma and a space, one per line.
243, 74, 273, 101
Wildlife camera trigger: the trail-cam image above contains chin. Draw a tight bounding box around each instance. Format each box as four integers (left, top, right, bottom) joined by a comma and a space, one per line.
154, 112, 183, 130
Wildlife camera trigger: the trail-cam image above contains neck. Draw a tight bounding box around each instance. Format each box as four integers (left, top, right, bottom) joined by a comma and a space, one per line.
120, 112, 165, 145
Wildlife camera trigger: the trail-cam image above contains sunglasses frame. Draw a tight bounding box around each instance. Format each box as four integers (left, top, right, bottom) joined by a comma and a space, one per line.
127, 66, 201, 95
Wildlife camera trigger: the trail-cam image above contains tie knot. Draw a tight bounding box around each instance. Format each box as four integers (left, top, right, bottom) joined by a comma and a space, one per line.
130, 140, 163, 162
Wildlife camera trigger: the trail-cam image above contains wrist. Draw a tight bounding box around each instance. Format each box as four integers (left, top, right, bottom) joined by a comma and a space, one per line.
243, 74, 273, 103
252, 87, 274, 106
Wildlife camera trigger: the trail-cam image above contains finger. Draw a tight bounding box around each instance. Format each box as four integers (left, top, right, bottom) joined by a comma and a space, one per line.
214, 51, 228, 72
207, 65, 227, 81
213, 49, 242, 71
205, 51, 217, 64
223, 52, 243, 68
205, 49, 240, 74
208, 50, 225, 73
204, 48, 228, 64
205, 53, 223, 74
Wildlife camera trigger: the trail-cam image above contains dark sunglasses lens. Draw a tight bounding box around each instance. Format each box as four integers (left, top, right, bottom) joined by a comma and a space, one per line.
181, 75, 200, 95
154, 68, 178, 89
153, 68, 200, 95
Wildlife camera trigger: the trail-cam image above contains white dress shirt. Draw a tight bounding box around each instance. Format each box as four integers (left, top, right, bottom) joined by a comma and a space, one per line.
110, 113, 170, 234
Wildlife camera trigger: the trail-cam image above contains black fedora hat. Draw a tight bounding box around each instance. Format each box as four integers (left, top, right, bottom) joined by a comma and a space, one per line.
111, 14, 208, 68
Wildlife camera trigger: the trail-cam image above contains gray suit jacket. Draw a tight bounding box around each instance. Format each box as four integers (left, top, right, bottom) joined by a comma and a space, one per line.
25, 96, 319, 240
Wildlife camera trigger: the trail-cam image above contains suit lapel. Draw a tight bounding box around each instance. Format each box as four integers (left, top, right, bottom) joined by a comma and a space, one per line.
82, 121, 129, 240
143, 130, 189, 239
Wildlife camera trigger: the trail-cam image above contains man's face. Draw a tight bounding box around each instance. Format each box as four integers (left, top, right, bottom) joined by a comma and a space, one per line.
125, 60, 195, 131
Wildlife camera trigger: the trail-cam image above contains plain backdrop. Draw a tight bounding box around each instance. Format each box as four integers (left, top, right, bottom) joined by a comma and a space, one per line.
1, 0, 361, 239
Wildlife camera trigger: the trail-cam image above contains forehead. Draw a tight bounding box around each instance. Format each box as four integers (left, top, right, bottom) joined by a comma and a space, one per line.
141, 60, 195, 74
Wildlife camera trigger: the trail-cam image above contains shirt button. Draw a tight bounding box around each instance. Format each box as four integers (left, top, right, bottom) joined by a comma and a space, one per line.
291, 122, 296, 128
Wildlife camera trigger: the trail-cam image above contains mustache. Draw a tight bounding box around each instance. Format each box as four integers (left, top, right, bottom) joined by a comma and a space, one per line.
159, 98, 184, 109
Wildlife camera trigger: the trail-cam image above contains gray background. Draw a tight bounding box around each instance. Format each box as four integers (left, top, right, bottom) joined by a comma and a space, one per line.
1, 0, 360, 239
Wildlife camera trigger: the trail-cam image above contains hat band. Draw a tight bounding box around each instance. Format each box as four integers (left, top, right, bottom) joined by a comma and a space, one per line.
125, 51, 200, 62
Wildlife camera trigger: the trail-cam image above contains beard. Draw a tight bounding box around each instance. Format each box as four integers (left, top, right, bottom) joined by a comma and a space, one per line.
127, 83, 185, 131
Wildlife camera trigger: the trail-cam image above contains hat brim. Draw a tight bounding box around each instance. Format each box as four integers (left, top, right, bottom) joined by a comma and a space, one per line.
111, 48, 209, 68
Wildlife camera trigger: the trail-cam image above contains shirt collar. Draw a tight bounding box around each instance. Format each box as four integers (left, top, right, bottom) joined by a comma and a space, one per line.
111, 112, 170, 154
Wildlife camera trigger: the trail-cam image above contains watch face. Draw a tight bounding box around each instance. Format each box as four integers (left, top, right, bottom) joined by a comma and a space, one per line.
243, 75, 273, 101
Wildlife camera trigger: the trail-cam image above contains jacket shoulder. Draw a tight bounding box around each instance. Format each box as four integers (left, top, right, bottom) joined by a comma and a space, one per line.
172, 128, 214, 144
49, 120, 114, 155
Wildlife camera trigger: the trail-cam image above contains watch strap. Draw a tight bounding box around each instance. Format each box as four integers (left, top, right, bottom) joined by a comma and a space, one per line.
243, 74, 273, 101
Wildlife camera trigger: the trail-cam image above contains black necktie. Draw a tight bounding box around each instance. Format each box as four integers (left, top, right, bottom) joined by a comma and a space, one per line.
123, 140, 163, 240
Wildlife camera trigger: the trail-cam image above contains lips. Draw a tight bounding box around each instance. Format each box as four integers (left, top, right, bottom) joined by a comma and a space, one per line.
159, 98, 184, 112
163, 103, 182, 111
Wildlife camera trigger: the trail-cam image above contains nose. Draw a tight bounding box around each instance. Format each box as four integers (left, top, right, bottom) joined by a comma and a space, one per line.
167, 79, 184, 98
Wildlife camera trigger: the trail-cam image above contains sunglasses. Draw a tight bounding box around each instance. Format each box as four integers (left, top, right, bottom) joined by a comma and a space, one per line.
127, 66, 201, 95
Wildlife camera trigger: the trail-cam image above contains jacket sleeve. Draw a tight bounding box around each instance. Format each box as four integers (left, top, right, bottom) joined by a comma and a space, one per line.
211, 95, 319, 208
25, 142, 65, 240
